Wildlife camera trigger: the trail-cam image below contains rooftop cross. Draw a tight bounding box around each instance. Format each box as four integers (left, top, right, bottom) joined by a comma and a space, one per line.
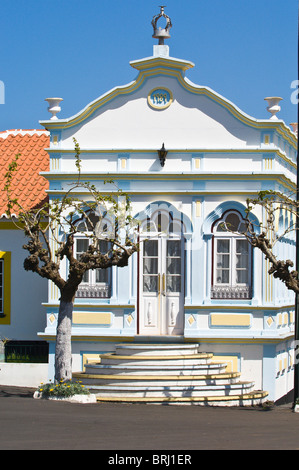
151, 6, 172, 45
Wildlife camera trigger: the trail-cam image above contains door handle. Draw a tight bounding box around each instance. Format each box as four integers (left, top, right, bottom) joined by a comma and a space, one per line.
158, 274, 161, 295
162, 273, 166, 296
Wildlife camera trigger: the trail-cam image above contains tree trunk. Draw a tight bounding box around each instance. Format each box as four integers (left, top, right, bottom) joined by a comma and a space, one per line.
54, 299, 74, 382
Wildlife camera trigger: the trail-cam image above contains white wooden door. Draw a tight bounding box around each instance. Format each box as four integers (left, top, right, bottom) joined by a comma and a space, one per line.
139, 236, 184, 335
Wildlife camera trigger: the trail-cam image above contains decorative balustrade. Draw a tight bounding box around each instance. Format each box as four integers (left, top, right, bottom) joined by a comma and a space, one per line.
76, 285, 111, 299
211, 286, 251, 300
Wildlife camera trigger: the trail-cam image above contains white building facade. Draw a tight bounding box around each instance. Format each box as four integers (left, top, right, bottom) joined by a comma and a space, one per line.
39, 37, 297, 402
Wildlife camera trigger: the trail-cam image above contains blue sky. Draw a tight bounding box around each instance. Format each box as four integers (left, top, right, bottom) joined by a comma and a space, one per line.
0, 0, 297, 130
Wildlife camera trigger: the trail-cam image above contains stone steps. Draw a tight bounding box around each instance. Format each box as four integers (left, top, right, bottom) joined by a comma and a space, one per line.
75, 371, 242, 387
83, 380, 255, 397
93, 352, 214, 367
91, 391, 268, 407
83, 362, 228, 376
73, 342, 268, 406
114, 343, 201, 356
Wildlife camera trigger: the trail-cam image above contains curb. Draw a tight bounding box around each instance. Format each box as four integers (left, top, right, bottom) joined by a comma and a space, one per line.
33, 390, 98, 404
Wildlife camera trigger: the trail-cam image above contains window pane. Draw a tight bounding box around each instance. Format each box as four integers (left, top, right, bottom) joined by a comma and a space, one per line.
99, 240, 109, 253
85, 213, 100, 231
225, 213, 240, 231
96, 268, 108, 283
171, 220, 183, 233
143, 275, 158, 292
217, 254, 229, 269
156, 212, 170, 232
236, 254, 248, 269
217, 239, 230, 253
76, 238, 89, 282
236, 270, 248, 284
236, 239, 249, 254
167, 240, 181, 257
76, 221, 87, 232
216, 222, 227, 232
238, 222, 247, 233
76, 238, 89, 253
216, 269, 229, 284
143, 258, 158, 275
143, 218, 157, 232
144, 240, 158, 257
167, 257, 181, 274
166, 275, 181, 292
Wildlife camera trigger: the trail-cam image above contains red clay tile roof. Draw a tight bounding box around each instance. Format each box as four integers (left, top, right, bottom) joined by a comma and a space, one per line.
0, 130, 50, 217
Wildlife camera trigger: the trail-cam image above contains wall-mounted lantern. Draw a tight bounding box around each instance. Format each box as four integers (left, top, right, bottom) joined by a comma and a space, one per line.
157, 143, 167, 167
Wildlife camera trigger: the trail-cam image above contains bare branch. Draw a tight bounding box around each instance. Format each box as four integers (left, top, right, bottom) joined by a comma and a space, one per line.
244, 191, 298, 295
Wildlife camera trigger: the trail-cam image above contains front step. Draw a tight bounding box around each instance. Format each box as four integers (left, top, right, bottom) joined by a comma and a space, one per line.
74, 342, 268, 406
95, 391, 269, 407
74, 371, 242, 387
114, 343, 201, 356
94, 352, 214, 367
82, 380, 255, 397
83, 362, 228, 376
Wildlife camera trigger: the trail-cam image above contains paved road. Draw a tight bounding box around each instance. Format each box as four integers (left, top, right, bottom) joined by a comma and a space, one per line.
0, 386, 299, 451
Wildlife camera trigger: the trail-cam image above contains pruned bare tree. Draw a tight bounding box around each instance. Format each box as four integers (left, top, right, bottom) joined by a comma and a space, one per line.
4, 139, 139, 382
240, 190, 299, 294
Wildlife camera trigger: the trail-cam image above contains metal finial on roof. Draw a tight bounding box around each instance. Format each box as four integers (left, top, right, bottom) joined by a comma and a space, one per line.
152, 6, 172, 45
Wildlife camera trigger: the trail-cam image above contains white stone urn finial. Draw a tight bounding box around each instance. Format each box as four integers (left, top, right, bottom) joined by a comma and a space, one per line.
45, 97, 63, 120
290, 122, 298, 136
264, 97, 282, 120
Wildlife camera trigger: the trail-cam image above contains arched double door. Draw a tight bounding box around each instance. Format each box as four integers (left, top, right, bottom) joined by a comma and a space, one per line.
138, 206, 189, 336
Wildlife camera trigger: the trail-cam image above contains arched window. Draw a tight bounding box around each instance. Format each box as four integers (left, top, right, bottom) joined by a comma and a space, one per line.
140, 209, 185, 234
211, 211, 252, 299
74, 211, 112, 299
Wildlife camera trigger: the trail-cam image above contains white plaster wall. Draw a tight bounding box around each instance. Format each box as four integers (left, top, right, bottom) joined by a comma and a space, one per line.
60, 153, 118, 173
202, 195, 248, 214
239, 344, 263, 390
130, 179, 194, 192
202, 154, 262, 172
56, 151, 296, 183
204, 179, 263, 192
129, 153, 192, 173
60, 75, 261, 151
251, 310, 264, 330
0, 363, 48, 387
275, 340, 295, 401
199, 342, 263, 391
71, 341, 116, 373
274, 159, 296, 184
